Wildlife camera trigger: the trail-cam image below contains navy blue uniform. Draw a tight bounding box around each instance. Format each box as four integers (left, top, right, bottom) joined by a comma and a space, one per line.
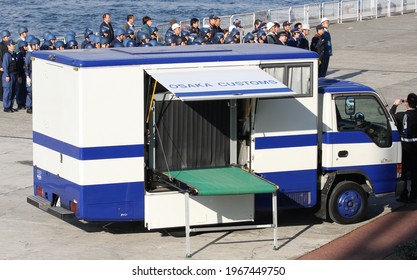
320, 29, 332, 77
16, 50, 27, 108
25, 51, 33, 110
390, 104, 417, 202
2, 50, 18, 111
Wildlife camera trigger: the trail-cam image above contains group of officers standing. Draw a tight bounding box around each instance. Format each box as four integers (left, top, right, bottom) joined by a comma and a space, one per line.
0, 13, 333, 114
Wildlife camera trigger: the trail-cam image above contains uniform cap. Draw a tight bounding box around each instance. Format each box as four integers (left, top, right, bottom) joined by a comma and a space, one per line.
171, 23, 181, 30
321, 17, 329, 23
277, 31, 288, 37
258, 22, 267, 29
266, 22, 275, 30
302, 23, 310, 30
282, 21, 292, 26
7, 39, 16, 45
316, 24, 324, 31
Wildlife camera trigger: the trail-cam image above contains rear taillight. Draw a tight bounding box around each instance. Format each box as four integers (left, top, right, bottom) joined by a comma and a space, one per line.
397, 163, 402, 178
36, 185, 43, 196
70, 199, 78, 213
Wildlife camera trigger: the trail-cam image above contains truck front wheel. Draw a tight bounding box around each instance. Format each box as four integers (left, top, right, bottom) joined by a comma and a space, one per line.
328, 181, 367, 224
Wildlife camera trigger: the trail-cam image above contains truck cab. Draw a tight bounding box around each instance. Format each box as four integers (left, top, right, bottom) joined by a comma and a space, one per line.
316, 78, 402, 223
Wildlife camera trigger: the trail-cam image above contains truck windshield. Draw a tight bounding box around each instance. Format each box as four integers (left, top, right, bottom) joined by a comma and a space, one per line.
335, 95, 392, 147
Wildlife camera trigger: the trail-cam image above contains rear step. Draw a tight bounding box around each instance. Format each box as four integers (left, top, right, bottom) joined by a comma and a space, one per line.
27, 195, 75, 219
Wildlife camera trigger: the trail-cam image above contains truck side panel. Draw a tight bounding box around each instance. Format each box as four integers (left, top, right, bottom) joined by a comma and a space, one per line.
32, 60, 146, 220
253, 97, 318, 208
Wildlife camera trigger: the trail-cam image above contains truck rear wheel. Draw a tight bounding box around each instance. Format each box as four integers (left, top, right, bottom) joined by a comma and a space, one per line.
328, 181, 367, 224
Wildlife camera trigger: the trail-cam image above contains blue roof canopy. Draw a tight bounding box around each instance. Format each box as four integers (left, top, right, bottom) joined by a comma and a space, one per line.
318, 78, 376, 94
32, 44, 318, 68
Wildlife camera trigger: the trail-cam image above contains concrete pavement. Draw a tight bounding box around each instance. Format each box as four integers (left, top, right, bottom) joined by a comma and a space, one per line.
1, 12, 417, 260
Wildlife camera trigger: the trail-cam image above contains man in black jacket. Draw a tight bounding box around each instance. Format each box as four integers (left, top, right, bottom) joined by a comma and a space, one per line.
100, 13, 115, 42
390, 93, 417, 203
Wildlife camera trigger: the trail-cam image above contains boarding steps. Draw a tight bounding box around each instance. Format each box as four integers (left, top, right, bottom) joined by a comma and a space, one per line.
27, 195, 74, 219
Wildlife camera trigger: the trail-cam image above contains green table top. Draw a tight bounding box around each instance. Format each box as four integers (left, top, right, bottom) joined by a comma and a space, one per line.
164, 166, 278, 196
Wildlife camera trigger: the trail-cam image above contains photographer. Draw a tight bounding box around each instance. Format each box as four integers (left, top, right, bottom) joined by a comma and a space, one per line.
390, 93, 417, 203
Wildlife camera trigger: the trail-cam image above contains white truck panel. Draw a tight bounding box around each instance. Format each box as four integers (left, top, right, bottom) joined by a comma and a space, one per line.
254, 146, 317, 172
145, 192, 254, 229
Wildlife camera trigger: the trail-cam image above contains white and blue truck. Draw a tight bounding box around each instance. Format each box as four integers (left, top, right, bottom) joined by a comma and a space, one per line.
27, 44, 402, 255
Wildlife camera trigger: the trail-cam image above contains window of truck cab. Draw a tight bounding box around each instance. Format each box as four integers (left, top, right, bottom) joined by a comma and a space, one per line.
261, 63, 313, 96
335, 95, 392, 148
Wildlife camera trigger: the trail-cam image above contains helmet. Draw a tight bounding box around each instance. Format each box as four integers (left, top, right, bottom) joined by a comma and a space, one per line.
224, 36, 234, 44
257, 30, 266, 38
45, 33, 56, 41
136, 31, 150, 42
65, 34, 76, 43
29, 37, 40, 46
180, 29, 190, 39
19, 27, 28, 35
243, 32, 255, 43
1, 30, 11, 38
84, 28, 94, 37
211, 32, 224, 44
40, 40, 52, 50
84, 43, 95, 49
115, 27, 125, 37
100, 25, 110, 34
148, 39, 157, 46
43, 31, 52, 39
100, 37, 109, 45
230, 28, 240, 38
175, 36, 184, 45
126, 28, 135, 36
91, 34, 101, 44
201, 27, 211, 38
67, 39, 78, 48
26, 34, 35, 43
123, 39, 137, 47
165, 35, 177, 46
193, 37, 205, 45
54, 40, 66, 48
17, 40, 28, 49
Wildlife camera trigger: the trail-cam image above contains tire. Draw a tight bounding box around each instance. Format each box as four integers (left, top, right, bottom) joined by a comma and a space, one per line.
328, 181, 368, 224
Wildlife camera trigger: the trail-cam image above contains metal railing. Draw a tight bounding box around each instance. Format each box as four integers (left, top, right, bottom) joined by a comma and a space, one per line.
155, 0, 416, 40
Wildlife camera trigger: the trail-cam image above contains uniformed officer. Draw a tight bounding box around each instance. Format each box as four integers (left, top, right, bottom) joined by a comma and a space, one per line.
390, 93, 417, 203
15, 27, 29, 52
2, 39, 18, 112
0, 30, 12, 101
319, 17, 333, 77
25, 37, 40, 114
16, 41, 28, 109
298, 23, 311, 50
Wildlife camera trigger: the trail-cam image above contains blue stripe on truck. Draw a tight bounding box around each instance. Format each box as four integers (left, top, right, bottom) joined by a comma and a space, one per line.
255, 134, 317, 150
33, 131, 144, 160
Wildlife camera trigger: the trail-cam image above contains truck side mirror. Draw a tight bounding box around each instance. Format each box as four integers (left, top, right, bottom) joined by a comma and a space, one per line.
345, 97, 355, 116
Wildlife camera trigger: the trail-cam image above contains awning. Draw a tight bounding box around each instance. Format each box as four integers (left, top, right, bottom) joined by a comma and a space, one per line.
147, 66, 295, 101
163, 166, 278, 196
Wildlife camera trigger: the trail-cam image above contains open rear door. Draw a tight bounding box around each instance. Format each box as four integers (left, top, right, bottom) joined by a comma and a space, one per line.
144, 65, 291, 230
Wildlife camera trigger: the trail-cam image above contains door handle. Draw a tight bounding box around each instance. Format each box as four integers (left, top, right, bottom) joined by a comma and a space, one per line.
338, 150, 349, 158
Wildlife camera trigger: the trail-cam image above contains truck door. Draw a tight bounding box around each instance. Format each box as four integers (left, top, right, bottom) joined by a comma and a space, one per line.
326, 94, 400, 194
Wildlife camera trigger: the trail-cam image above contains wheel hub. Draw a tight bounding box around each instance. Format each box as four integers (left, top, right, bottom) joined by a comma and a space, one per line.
337, 190, 362, 217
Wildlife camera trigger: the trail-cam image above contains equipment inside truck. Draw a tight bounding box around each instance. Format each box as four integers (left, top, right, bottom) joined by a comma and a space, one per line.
142, 66, 295, 256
